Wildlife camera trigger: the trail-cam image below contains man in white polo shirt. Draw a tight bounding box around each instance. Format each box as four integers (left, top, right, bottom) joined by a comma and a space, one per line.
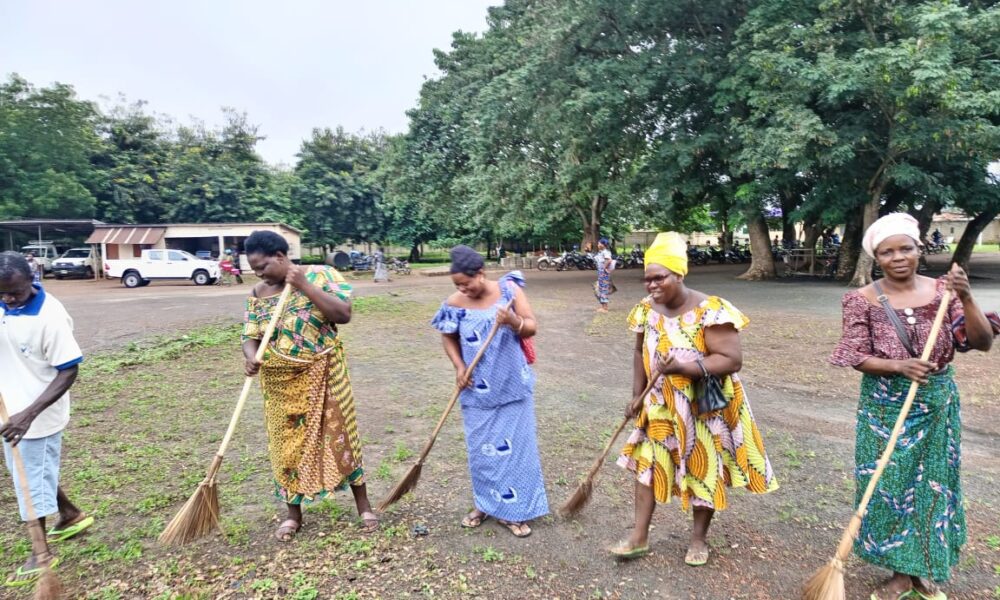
0, 251, 93, 588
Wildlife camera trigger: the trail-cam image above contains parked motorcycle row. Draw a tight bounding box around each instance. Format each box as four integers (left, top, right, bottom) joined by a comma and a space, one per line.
329, 250, 411, 275
536, 247, 646, 271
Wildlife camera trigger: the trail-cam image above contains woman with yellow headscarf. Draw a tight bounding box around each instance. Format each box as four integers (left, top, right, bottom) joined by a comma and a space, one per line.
611, 232, 778, 565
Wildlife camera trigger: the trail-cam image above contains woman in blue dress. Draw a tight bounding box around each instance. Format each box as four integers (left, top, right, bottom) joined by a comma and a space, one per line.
431, 245, 549, 538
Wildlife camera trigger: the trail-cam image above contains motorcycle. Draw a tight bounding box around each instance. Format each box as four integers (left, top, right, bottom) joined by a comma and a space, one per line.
687, 245, 710, 265
387, 257, 411, 275
537, 252, 563, 271
349, 251, 374, 272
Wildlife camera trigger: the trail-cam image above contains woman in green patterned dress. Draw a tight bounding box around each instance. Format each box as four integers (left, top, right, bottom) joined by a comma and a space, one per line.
831, 213, 997, 600
242, 230, 378, 542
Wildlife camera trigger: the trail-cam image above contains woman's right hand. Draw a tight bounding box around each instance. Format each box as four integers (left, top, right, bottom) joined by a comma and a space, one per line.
245, 357, 262, 377
896, 358, 937, 384
456, 367, 473, 389
625, 394, 644, 419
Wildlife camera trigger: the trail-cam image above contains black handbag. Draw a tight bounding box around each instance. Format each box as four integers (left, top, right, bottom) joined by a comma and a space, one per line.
694, 358, 728, 414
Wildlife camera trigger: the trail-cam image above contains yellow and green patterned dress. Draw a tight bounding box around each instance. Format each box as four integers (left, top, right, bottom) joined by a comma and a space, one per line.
242, 266, 364, 504
616, 296, 778, 510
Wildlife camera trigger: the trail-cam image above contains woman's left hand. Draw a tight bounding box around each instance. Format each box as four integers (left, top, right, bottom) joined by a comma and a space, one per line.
496, 306, 521, 330
655, 352, 676, 375
285, 264, 309, 291
946, 263, 972, 301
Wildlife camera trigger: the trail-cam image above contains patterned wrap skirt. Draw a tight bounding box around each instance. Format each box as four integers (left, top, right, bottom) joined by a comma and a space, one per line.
854, 367, 963, 582
258, 340, 364, 504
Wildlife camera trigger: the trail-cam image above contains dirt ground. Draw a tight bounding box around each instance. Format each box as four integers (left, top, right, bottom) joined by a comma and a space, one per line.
2, 254, 999, 600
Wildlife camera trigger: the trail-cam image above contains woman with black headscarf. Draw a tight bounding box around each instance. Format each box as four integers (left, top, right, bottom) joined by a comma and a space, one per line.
431, 246, 549, 538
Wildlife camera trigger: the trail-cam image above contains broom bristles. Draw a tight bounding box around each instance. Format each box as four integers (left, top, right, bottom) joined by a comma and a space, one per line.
376, 463, 422, 512
33, 566, 62, 600
801, 558, 845, 600
158, 479, 220, 546
558, 479, 593, 518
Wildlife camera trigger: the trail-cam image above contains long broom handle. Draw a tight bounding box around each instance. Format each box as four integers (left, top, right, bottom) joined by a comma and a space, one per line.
211, 283, 294, 468
832, 288, 952, 561
0, 396, 41, 523
414, 298, 516, 464
583, 375, 660, 480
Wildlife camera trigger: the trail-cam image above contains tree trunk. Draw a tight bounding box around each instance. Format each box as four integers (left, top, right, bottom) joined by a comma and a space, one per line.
737, 208, 777, 280
848, 195, 883, 286
408, 242, 421, 262
579, 195, 607, 251
836, 206, 864, 281
910, 200, 941, 242
952, 207, 999, 273
802, 222, 821, 271
780, 190, 798, 243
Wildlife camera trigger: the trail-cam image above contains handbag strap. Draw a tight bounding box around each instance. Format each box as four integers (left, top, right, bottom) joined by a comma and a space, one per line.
694, 358, 711, 380
872, 280, 918, 358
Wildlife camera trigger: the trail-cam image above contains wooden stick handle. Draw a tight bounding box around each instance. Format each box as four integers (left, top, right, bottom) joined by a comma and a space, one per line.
416, 298, 515, 463
214, 283, 294, 463
0, 396, 40, 522
585, 376, 659, 480
834, 288, 952, 560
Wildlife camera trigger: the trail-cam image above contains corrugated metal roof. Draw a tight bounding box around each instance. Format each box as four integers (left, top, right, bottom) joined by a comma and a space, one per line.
85, 227, 166, 245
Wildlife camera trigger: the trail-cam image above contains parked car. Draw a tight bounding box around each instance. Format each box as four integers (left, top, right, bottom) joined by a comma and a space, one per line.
52, 247, 96, 279
21, 243, 62, 274
104, 249, 221, 288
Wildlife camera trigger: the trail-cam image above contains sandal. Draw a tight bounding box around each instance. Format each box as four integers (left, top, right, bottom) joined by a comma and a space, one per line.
461, 510, 489, 529
4, 557, 60, 588
909, 588, 945, 600
498, 519, 531, 538
608, 540, 650, 560
47, 514, 94, 543
274, 518, 302, 542
359, 511, 380, 534
684, 544, 710, 567
869, 586, 916, 600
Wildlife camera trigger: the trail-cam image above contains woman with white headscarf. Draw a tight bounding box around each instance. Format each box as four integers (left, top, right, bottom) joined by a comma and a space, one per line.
831, 213, 999, 600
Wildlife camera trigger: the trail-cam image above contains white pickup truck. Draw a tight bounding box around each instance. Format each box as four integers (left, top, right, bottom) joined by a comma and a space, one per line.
104, 249, 221, 288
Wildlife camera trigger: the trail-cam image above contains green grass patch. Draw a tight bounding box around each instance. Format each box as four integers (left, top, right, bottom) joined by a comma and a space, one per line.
82, 324, 242, 376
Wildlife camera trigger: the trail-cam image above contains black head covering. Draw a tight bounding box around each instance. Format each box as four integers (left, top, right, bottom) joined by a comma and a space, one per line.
449, 245, 485, 276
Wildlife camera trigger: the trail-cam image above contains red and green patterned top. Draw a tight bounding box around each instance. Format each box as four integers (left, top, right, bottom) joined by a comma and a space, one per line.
242, 266, 352, 358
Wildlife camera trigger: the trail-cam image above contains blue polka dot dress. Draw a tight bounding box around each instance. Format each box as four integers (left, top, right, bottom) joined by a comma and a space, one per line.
431, 272, 549, 522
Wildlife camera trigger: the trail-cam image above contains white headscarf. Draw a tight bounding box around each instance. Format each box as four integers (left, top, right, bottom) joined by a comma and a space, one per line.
862, 213, 921, 258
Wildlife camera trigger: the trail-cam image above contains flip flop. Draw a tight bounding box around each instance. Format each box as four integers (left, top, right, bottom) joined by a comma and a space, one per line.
461, 511, 489, 529
608, 540, 650, 560
47, 515, 94, 543
909, 589, 945, 600
274, 519, 302, 542
498, 520, 531, 538
870, 589, 916, 600
4, 557, 60, 588
684, 545, 709, 567
359, 511, 380, 534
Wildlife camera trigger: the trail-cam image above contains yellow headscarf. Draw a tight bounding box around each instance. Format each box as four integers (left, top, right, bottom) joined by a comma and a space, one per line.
644, 232, 688, 276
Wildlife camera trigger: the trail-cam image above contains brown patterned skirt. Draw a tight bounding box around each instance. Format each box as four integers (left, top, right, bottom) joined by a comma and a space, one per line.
258, 340, 364, 504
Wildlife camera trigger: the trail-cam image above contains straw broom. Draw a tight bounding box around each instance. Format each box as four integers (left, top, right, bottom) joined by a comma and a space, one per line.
159, 283, 293, 545
378, 298, 515, 512
802, 289, 952, 600
559, 375, 659, 518
0, 395, 62, 600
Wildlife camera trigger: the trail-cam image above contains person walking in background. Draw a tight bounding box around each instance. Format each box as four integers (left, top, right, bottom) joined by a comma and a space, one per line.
594, 238, 614, 313
432, 245, 548, 538
0, 252, 94, 588
373, 247, 388, 283
830, 213, 998, 600
23, 253, 41, 286
612, 232, 777, 564
242, 231, 378, 541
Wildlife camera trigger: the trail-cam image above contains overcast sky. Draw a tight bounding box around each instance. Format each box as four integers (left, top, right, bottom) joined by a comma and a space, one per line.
0, 0, 495, 166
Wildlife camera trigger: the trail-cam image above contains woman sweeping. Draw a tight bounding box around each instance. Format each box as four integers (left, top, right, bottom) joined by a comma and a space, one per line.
242, 230, 378, 541
830, 213, 998, 600
432, 246, 548, 537
613, 232, 777, 564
